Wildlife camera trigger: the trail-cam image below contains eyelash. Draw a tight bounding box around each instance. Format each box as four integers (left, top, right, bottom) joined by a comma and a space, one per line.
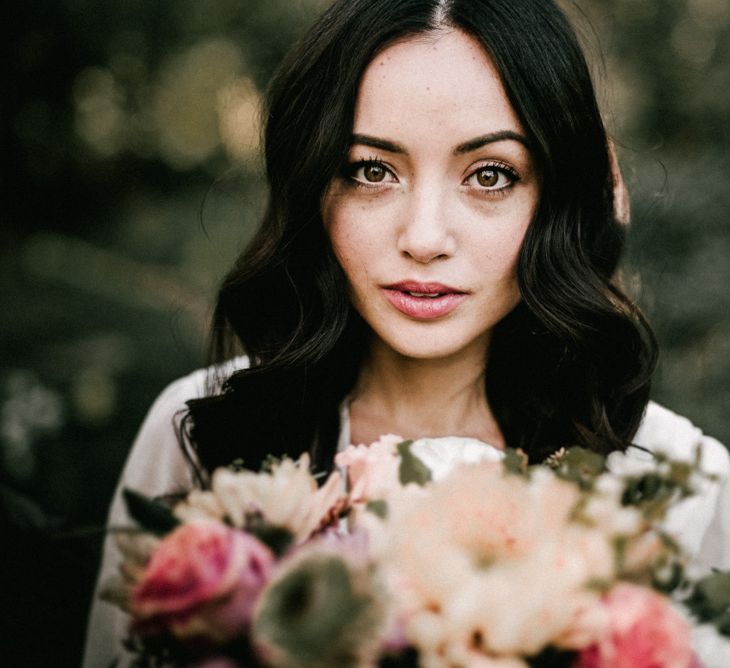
343, 157, 393, 188
343, 157, 520, 195
464, 161, 520, 197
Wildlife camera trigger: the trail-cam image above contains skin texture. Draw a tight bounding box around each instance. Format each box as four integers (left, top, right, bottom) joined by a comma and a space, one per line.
322, 29, 540, 446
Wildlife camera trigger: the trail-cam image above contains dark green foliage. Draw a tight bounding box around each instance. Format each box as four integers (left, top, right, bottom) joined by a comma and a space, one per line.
546, 446, 606, 489
122, 489, 180, 536
527, 647, 578, 667
244, 513, 294, 557
686, 570, 730, 635
397, 440, 432, 486
253, 555, 380, 668
366, 499, 388, 519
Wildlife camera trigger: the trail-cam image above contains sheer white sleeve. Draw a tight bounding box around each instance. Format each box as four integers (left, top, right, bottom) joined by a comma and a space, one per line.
81, 368, 210, 668
620, 401, 730, 573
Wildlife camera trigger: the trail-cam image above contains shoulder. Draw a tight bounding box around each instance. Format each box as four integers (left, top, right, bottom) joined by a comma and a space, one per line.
83, 357, 250, 668
149, 355, 250, 413
633, 401, 729, 477
117, 356, 250, 499
616, 401, 730, 573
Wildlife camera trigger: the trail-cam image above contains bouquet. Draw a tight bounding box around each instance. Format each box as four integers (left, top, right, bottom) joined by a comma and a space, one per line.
102, 436, 730, 667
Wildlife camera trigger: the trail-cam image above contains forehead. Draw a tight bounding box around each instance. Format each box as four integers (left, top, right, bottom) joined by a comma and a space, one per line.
353, 29, 524, 141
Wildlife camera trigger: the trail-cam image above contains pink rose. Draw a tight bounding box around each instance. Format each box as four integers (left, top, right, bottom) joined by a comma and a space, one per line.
574, 583, 694, 668
131, 520, 274, 643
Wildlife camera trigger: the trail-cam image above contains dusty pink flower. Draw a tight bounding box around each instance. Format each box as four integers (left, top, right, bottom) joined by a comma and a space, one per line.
574, 583, 694, 668
131, 520, 274, 643
335, 434, 403, 502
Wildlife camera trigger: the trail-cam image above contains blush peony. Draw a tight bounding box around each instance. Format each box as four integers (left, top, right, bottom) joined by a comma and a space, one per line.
574, 583, 694, 668
335, 434, 403, 502
131, 520, 274, 642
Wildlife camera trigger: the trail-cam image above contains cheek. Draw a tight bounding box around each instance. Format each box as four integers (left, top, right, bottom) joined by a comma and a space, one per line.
476, 224, 526, 281
329, 220, 357, 269
325, 201, 380, 278
327, 221, 372, 297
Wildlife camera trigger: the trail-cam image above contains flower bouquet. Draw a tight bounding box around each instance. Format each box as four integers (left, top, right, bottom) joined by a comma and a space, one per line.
102, 436, 730, 667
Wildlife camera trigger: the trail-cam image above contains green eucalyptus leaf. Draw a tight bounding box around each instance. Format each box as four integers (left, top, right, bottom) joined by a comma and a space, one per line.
687, 570, 730, 635
397, 440, 432, 486
122, 488, 180, 536
229, 457, 246, 472
245, 512, 294, 557
561, 447, 605, 470
365, 499, 388, 519
502, 448, 529, 476
249, 524, 294, 557
254, 554, 380, 667
551, 447, 605, 489
261, 454, 283, 473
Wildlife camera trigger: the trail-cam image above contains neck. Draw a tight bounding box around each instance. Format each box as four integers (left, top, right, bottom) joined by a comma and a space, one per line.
349, 336, 504, 448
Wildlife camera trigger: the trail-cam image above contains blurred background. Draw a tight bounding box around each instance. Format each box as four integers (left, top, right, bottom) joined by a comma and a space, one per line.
1, 0, 728, 664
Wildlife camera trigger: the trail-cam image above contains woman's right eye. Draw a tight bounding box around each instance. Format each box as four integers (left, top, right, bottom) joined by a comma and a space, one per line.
347, 159, 397, 185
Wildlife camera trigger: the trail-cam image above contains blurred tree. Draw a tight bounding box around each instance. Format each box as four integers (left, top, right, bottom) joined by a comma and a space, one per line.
574, 0, 730, 438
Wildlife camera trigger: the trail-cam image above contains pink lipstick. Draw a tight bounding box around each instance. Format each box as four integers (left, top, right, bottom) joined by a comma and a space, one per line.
382, 281, 468, 320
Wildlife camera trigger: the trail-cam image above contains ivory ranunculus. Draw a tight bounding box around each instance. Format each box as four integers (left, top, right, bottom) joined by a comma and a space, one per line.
209, 453, 345, 543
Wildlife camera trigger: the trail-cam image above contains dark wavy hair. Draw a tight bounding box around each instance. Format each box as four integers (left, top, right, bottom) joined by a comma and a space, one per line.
184, 0, 657, 478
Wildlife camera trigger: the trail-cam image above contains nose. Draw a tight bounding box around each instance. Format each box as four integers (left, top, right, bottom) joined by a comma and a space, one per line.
397, 185, 455, 263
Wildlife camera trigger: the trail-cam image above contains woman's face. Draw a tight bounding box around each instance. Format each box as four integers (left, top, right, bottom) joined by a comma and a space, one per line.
323, 29, 540, 361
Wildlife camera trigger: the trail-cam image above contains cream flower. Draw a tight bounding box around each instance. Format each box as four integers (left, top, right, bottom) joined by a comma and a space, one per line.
374, 463, 618, 657
174, 488, 226, 523
206, 454, 345, 543
443, 539, 608, 655
335, 434, 403, 502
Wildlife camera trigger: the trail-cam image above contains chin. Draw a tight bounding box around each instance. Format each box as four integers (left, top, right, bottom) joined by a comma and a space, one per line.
373, 325, 491, 362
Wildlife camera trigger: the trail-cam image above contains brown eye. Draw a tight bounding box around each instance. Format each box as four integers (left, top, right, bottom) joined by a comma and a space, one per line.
464, 164, 517, 192
476, 169, 499, 188
363, 164, 387, 182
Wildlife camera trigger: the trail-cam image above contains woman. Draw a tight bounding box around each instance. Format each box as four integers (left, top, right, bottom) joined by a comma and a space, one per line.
84, 0, 730, 665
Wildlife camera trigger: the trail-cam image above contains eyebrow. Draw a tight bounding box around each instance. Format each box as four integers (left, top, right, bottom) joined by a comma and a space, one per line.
350, 130, 530, 155
454, 131, 530, 154
351, 134, 406, 154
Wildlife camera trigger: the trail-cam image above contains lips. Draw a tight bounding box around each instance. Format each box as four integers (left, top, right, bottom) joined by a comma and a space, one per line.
382, 281, 468, 320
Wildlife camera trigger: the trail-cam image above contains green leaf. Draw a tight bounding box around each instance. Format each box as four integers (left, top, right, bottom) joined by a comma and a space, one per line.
229, 457, 246, 472
550, 447, 606, 489
397, 440, 431, 486
502, 448, 529, 475
686, 570, 730, 636
562, 447, 605, 473
260, 454, 283, 473
122, 488, 180, 536
248, 522, 294, 558
365, 499, 388, 519
253, 554, 380, 667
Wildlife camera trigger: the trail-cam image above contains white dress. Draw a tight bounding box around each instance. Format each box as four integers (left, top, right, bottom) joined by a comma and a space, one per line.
82, 364, 730, 668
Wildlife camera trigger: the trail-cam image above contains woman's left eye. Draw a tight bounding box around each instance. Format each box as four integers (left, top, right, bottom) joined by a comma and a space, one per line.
348, 159, 397, 185
464, 164, 517, 192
